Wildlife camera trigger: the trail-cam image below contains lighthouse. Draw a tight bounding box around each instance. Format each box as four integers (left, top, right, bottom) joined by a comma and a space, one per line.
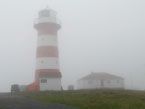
33, 8, 62, 91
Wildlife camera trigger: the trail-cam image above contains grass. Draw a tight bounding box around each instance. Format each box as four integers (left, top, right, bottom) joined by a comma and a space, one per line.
22, 90, 145, 109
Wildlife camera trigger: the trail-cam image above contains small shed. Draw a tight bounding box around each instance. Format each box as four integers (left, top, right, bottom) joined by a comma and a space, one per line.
68, 85, 74, 90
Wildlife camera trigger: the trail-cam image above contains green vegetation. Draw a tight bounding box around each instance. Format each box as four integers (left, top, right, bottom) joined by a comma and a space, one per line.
22, 90, 145, 109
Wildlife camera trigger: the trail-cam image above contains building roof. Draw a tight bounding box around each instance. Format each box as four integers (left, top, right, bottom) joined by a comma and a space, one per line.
78, 72, 123, 81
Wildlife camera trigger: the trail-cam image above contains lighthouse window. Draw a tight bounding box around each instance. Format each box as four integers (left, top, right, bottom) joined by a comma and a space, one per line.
40, 11, 50, 17
41, 79, 47, 83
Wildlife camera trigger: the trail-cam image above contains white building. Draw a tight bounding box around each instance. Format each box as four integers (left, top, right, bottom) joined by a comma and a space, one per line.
77, 72, 124, 90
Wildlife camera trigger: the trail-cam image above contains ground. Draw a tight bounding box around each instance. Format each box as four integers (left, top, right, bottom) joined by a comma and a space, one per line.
1, 90, 145, 109
22, 90, 145, 109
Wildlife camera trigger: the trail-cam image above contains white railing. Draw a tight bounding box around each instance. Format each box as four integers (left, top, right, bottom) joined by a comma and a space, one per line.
34, 17, 61, 25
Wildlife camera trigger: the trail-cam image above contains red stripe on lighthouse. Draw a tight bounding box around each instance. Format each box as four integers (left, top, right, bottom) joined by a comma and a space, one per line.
37, 46, 58, 57
36, 69, 60, 73
35, 69, 61, 81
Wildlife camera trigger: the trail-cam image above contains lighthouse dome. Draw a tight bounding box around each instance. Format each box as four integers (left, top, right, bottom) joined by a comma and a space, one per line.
39, 8, 56, 18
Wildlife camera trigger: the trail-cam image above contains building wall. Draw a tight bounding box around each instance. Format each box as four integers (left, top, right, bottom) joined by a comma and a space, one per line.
40, 77, 61, 91
36, 57, 59, 69
37, 35, 57, 47
28, 81, 40, 91
77, 79, 124, 90
77, 80, 100, 89
103, 79, 124, 89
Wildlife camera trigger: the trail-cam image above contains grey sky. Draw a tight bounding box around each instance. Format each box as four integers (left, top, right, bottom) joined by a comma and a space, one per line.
0, 0, 144, 92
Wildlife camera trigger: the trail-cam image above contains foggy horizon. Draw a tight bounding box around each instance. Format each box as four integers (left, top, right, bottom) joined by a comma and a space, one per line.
0, 0, 144, 92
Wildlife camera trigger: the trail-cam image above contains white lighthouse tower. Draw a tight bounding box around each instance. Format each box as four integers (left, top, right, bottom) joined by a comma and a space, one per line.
34, 8, 62, 91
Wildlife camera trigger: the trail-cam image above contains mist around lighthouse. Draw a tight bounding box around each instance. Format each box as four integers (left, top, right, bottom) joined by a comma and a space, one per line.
0, 0, 144, 108
0, 0, 143, 93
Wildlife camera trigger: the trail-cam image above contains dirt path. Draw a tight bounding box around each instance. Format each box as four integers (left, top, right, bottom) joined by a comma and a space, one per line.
0, 93, 77, 109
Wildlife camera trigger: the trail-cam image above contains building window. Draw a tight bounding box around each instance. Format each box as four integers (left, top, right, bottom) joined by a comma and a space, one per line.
41, 79, 47, 83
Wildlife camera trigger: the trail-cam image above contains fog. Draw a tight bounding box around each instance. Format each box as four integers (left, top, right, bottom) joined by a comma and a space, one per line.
0, 0, 144, 92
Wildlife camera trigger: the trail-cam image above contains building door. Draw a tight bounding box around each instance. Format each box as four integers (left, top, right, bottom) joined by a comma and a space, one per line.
101, 80, 104, 87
